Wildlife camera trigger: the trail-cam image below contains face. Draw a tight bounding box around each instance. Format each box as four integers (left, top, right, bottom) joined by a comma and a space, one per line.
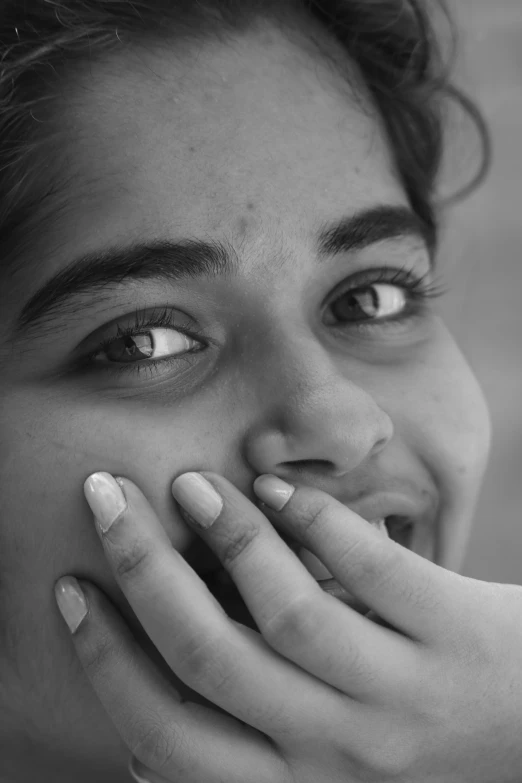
0, 16, 491, 780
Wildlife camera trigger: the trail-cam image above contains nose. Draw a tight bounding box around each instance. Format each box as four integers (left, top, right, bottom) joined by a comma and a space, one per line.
244, 346, 394, 481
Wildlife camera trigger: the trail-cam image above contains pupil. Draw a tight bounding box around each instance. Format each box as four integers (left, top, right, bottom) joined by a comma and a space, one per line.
123, 336, 138, 356
333, 287, 378, 320
108, 334, 154, 362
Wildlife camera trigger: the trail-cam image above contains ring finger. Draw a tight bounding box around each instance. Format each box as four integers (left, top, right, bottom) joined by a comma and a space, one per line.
171, 471, 420, 703
55, 576, 286, 783
83, 472, 350, 744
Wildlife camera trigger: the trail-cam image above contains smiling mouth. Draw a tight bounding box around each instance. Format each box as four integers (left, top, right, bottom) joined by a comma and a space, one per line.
382, 515, 415, 548
202, 516, 416, 624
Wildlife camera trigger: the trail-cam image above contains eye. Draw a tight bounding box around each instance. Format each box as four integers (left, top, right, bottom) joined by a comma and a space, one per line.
325, 266, 446, 329
330, 283, 406, 322
91, 327, 197, 365
78, 306, 209, 381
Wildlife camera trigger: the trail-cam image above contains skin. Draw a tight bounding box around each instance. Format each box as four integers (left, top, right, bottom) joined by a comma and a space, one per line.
0, 15, 493, 783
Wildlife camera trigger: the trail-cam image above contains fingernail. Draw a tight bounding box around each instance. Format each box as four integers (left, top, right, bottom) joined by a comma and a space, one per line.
128, 755, 153, 783
253, 474, 295, 511
55, 577, 88, 633
84, 472, 127, 533
171, 472, 223, 529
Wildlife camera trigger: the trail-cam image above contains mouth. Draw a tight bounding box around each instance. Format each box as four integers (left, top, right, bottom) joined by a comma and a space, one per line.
202, 515, 417, 627
382, 515, 415, 548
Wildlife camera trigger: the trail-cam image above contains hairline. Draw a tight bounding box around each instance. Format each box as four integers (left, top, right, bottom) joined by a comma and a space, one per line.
0, 2, 431, 292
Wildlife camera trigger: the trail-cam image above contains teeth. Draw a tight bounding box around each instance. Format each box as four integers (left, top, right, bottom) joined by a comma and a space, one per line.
370, 518, 390, 538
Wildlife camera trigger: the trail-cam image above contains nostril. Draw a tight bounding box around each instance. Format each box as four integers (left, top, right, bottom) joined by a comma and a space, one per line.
280, 460, 334, 476
372, 436, 389, 455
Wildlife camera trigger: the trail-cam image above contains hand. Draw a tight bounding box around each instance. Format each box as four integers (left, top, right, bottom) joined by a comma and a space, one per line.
55, 471, 522, 783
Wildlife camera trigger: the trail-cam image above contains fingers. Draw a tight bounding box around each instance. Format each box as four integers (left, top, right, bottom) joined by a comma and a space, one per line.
172, 472, 421, 702
80, 472, 349, 743
54, 577, 284, 783
252, 474, 473, 643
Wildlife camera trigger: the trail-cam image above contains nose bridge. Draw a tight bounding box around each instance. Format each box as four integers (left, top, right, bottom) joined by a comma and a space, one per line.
247, 323, 356, 416
243, 328, 394, 477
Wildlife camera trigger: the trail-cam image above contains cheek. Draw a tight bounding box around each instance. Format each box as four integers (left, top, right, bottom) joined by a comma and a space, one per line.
0, 390, 232, 588
393, 322, 491, 483
425, 350, 492, 491
0, 409, 107, 591
385, 328, 492, 571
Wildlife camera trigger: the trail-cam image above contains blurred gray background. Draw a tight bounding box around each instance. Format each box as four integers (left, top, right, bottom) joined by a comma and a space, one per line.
440, 0, 521, 584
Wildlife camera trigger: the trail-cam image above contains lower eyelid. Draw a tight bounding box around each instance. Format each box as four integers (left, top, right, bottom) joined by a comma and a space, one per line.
93, 340, 203, 367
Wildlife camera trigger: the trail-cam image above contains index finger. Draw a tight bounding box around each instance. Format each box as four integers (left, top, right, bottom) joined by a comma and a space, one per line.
172, 471, 419, 702
253, 475, 475, 643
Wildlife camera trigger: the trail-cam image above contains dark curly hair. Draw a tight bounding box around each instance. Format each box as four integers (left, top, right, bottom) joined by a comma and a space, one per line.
0, 0, 490, 280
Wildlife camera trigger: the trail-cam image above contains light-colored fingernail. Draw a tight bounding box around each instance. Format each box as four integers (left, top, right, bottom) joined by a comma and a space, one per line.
171, 472, 223, 529
55, 576, 88, 634
84, 472, 127, 533
253, 474, 295, 511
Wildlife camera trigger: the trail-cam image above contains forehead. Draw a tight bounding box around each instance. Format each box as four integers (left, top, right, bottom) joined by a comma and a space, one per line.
51, 19, 405, 260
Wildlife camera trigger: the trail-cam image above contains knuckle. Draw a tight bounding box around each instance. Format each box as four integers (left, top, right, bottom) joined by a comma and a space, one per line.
114, 538, 153, 582
352, 720, 418, 780
335, 535, 390, 591
217, 519, 261, 572
393, 568, 442, 617
177, 633, 231, 693
266, 595, 375, 684
298, 497, 333, 541
263, 591, 325, 651
130, 717, 182, 772
80, 625, 115, 680
370, 739, 417, 779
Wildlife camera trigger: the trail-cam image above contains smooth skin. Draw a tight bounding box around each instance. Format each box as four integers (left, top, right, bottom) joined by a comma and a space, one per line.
0, 13, 506, 783
57, 470, 522, 783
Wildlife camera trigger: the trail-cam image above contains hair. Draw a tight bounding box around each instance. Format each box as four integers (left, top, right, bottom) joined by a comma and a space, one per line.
0, 0, 490, 281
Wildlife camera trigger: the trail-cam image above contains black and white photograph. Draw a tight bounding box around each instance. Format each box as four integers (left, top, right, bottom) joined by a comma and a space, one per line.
0, 1, 521, 781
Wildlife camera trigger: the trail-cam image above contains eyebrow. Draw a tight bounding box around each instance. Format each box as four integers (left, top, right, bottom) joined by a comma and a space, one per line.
12, 204, 435, 339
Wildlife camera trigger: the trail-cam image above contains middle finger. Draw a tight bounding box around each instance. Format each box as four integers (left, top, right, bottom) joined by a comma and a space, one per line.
84, 471, 349, 744
171, 471, 420, 702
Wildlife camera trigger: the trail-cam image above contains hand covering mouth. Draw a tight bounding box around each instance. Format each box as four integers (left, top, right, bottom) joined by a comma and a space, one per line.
203, 516, 415, 617
296, 518, 390, 581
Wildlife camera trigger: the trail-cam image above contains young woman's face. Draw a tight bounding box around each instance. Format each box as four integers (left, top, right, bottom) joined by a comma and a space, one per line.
0, 18, 491, 779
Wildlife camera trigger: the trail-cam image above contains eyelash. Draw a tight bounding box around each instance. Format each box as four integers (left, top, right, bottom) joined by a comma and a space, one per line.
83, 266, 447, 380
329, 265, 447, 327
83, 309, 208, 381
